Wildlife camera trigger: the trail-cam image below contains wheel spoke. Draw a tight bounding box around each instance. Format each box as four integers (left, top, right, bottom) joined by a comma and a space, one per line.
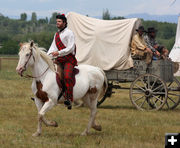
147, 75, 150, 89
140, 78, 147, 89
167, 96, 176, 104
152, 95, 164, 103
152, 84, 164, 92
134, 95, 146, 102
150, 77, 158, 89
152, 92, 166, 95
168, 93, 180, 97
167, 81, 173, 87
139, 98, 146, 108
166, 101, 170, 109
132, 90, 144, 94
151, 98, 158, 109
134, 84, 146, 92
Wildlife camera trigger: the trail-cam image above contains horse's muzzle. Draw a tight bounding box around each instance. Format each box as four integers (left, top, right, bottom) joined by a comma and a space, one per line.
16, 67, 25, 76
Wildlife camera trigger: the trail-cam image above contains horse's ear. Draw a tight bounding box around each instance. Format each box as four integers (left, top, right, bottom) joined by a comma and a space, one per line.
19, 43, 23, 51
30, 40, 34, 47
19, 42, 23, 47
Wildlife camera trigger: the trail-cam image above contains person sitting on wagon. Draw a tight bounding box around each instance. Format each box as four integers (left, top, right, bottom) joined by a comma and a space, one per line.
130, 26, 153, 64
144, 27, 169, 60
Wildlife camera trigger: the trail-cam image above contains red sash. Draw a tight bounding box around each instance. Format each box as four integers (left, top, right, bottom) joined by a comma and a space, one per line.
55, 32, 77, 66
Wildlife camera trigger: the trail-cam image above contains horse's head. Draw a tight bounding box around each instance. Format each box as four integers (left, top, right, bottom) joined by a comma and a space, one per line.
16, 41, 35, 76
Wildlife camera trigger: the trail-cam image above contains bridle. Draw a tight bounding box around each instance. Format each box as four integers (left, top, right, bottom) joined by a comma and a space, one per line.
22, 47, 34, 72
21, 46, 49, 79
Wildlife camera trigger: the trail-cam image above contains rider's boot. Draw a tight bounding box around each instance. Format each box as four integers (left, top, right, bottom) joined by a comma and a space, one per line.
64, 99, 72, 110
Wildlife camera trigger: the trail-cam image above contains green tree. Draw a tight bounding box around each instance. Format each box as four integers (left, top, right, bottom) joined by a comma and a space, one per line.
49, 12, 58, 24
0, 40, 19, 54
38, 19, 47, 24
20, 13, 27, 21
111, 16, 125, 20
45, 17, 49, 23
31, 12, 37, 23
102, 9, 111, 20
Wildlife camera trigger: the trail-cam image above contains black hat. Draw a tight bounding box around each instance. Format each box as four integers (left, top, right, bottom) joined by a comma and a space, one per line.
56, 14, 67, 23
147, 27, 158, 33
136, 26, 146, 32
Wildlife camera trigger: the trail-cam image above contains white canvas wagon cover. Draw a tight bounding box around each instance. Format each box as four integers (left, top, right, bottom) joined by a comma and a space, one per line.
169, 16, 180, 76
67, 12, 141, 70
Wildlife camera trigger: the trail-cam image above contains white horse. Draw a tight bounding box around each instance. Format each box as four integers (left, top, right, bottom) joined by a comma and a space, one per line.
16, 41, 108, 136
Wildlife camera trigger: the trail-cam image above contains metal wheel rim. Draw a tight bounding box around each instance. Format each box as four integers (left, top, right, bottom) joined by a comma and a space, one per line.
164, 76, 180, 109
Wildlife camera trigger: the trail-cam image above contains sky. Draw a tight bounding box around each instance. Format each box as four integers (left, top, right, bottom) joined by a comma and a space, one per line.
0, 0, 180, 19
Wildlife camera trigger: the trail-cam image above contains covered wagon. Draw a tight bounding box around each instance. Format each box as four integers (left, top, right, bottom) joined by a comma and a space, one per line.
67, 12, 180, 111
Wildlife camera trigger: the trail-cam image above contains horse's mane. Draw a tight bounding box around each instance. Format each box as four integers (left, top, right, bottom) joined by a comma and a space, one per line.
26, 42, 55, 72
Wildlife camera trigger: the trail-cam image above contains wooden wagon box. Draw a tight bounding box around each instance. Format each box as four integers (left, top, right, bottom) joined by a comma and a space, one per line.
148, 59, 174, 82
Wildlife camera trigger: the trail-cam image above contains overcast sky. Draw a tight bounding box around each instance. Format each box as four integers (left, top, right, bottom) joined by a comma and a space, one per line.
0, 0, 180, 18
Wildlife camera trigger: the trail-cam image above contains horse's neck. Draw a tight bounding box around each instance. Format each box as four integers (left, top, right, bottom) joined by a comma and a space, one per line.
31, 56, 51, 80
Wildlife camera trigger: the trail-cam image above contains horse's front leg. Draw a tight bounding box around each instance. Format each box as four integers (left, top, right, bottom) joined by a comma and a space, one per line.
33, 99, 57, 136
32, 98, 44, 137
39, 100, 57, 132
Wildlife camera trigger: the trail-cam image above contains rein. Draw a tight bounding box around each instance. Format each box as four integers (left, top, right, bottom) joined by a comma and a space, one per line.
21, 47, 49, 79
22, 67, 49, 79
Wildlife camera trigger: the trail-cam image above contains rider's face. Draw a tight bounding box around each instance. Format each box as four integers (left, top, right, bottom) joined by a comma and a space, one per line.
56, 19, 65, 29
150, 32, 156, 38
138, 30, 144, 36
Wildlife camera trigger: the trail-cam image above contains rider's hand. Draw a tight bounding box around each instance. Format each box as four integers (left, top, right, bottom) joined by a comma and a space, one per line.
146, 48, 153, 54
154, 45, 158, 49
155, 51, 160, 57
52, 51, 59, 57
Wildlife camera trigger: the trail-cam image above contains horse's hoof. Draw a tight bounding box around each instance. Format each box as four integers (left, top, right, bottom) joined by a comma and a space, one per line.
81, 131, 88, 136
92, 125, 102, 131
53, 121, 58, 127
32, 132, 41, 137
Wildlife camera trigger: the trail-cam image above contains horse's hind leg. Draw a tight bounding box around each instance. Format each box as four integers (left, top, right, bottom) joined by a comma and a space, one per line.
81, 93, 100, 136
91, 95, 102, 132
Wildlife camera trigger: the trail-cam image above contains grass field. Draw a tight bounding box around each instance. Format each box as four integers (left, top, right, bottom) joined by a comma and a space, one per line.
0, 57, 180, 148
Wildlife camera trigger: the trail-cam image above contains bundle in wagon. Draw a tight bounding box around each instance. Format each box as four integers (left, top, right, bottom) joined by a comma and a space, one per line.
67, 12, 180, 111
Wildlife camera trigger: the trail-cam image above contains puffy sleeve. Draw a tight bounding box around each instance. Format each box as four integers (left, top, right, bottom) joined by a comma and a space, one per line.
58, 30, 75, 57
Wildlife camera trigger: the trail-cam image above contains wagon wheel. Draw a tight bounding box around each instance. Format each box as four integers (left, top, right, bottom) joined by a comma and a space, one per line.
97, 82, 113, 107
129, 73, 168, 111
163, 76, 180, 109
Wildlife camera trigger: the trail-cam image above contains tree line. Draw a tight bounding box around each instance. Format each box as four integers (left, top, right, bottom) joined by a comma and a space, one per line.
0, 11, 177, 54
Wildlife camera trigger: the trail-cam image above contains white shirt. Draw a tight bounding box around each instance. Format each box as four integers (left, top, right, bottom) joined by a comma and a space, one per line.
47, 28, 76, 57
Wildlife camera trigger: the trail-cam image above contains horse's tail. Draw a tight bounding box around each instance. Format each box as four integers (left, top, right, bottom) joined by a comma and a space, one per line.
98, 68, 108, 97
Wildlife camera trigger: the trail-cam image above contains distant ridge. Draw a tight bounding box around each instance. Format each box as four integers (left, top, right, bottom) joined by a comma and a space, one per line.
125, 13, 179, 23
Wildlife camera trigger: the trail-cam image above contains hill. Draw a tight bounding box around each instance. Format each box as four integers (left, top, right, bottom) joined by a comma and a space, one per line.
126, 13, 179, 23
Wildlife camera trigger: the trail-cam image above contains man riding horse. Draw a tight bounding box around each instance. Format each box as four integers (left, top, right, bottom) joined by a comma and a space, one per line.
47, 14, 77, 110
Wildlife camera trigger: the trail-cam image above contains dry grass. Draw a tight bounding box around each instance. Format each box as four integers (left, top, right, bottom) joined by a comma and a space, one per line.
0, 58, 180, 148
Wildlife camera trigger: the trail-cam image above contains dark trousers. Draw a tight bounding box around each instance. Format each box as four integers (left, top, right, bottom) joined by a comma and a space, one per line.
63, 62, 75, 102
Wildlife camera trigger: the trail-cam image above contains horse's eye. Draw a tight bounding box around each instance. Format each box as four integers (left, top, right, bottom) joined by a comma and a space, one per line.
26, 53, 30, 57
